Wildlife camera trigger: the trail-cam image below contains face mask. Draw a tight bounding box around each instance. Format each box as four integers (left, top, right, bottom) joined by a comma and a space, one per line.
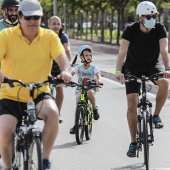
144, 18, 156, 29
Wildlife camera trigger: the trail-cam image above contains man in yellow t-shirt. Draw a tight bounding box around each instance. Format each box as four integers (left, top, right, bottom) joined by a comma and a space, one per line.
0, 0, 72, 169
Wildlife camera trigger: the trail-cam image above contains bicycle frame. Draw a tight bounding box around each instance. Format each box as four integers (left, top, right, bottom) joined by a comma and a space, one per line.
78, 86, 93, 126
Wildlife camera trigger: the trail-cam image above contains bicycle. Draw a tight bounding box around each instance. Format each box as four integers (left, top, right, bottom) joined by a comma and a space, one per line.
125, 72, 163, 170
67, 79, 103, 145
2, 76, 63, 170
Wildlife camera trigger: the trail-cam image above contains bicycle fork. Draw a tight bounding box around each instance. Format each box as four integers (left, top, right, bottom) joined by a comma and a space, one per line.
137, 102, 154, 152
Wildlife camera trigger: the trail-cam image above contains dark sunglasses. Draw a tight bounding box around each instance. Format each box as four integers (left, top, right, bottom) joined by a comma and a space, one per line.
23, 15, 41, 21
142, 15, 157, 20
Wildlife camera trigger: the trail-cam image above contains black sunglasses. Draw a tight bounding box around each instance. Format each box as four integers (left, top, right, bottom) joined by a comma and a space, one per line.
142, 15, 157, 20
23, 15, 41, 21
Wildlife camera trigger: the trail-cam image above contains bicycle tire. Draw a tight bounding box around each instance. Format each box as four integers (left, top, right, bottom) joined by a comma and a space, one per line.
85, 105, 93, 140
136, 115, 142, 158
142, 111, 149, 170
28, 137, 43, 170
75, 106, 84, 145
12, 137, 25, 170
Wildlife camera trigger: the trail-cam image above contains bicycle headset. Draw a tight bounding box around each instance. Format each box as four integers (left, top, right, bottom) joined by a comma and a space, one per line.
78, 45, 93, 66
1, 0, 20, 26
136, 1, 157, 31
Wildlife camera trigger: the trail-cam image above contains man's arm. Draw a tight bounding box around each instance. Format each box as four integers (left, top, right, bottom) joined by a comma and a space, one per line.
54, 53, 72, 83
116, 39, 129, 72
115, 39, 130, 84
160, 38, 170, 68
63, 43, 72, 63
160, 38, 170, 78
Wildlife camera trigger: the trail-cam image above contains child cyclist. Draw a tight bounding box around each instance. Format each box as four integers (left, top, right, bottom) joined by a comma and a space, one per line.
70, 45, 102, 134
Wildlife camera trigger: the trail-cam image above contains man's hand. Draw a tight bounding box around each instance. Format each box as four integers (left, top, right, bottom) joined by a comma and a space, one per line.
57, 71, 72, 83
163, 70, 170, 79
115, 73, 125, 84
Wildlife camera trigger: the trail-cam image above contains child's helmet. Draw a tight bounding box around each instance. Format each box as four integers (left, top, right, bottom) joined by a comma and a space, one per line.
78, 45, 93, 56
136, 1, 157, 16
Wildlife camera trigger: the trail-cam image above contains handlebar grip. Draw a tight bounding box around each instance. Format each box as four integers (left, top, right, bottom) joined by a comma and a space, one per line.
100, 83, 104, 86
3, 78, 10, 83
3, 78, 15, 87
48, 76, 64, 85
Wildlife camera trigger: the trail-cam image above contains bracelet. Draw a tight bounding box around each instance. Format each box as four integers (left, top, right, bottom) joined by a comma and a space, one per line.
115, 70, 121, 74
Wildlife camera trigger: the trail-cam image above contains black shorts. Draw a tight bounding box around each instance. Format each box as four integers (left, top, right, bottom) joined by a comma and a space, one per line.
51, 61, 61, 77
123, 62, 165, 95
0, 92, 54, 124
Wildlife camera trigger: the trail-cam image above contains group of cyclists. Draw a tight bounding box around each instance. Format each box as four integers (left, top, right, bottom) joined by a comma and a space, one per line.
0, 0, 169, 169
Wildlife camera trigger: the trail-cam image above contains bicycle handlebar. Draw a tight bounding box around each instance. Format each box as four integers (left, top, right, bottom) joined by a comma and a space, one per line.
66, 80, 103, 89
2, 76, 64, 90
124, 72, 163, 83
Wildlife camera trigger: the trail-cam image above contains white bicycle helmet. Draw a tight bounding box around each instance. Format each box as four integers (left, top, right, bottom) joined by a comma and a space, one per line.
78, 45, 93, 56
136, 1, 157, 16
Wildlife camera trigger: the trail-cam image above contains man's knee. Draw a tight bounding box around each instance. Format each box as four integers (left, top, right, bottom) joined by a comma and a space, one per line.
0, 129, 14, 145
156, 79, 169, 89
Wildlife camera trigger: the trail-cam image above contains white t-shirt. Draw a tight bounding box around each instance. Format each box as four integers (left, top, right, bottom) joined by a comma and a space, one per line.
72, 65, 100, 85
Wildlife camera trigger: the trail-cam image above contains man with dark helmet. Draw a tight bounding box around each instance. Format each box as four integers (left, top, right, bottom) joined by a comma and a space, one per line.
0, 0, 20, 30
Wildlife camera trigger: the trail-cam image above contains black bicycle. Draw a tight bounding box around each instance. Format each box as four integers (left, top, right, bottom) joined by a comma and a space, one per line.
125, 72, 163, 170
67, 79, 103, 144
2, 76, 63, 170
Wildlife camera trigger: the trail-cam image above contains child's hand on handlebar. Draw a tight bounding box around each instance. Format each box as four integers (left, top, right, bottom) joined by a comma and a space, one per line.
96, 80, 102, 86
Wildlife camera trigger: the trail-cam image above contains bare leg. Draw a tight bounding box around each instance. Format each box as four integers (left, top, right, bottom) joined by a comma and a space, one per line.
37, 99, 59, 159
55, 86, 64, 113
0, 115, 17, 169
87, 90, 96, 109
153, 79, 169, 116
127, 93, 138, 143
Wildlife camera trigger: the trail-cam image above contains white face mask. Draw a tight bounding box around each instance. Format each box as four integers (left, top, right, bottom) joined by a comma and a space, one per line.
144, 18, 156, 29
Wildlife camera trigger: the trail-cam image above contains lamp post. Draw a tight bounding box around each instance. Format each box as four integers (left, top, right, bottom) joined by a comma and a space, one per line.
63, 3, 66, 33
53, 0, 57, 16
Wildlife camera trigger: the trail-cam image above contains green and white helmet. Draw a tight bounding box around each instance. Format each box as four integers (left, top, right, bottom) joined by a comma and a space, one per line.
136, 1, 157, 16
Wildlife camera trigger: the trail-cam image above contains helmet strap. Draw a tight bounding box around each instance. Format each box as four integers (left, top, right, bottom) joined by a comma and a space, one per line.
4, 8, 18, 26
4, 18, 18, 26
81, 55, 92, 66
139, 19, 149, 33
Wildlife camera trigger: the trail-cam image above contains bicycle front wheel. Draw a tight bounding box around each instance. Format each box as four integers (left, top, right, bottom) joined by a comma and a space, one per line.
142, 111, 149, 170
75, 106, 85, 145
12, 135, 25, 170
28, 137, 43, 170
85, 105, 93, 140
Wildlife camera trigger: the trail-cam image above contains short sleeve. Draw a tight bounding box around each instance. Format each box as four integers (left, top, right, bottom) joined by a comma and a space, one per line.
60, 33, 69, 44
94, 66, 100, 74
50, 31, 65, 60
0, 30, 7, 60
121, 26, 132, 42
156, 23, 167, 40
72, 65, 79, 74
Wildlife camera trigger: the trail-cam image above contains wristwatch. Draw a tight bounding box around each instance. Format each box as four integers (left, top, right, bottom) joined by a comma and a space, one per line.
165, 67, 170, 71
